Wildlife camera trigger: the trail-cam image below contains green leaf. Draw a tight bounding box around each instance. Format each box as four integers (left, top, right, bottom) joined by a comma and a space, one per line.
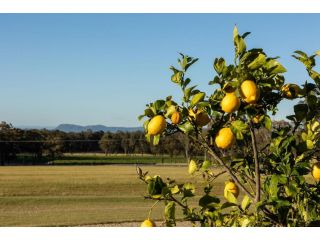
183, 182, 195, 192
241, 195, 251, 211
235, 36, 246, 57
145, 133, 151, 143
199, 195, 220, 208
137, 115, 145, 121
306, 139, 314, 150
224, 190, 238, 204
185, 58, 199, 72
233, 25, 239, 40
171, 70, 183, 84
294, 104, 308, 121
248, 53, 266, 70
231, 120, 249, 132
276, 200, 291, 208
196, 101, 210, 109
183, 78, 191, 88
242, 32, 251, 39
184, 86, 196, 101
165, 105, 176, 118
170, 185, 180, 194
292, 51, 315, 69
231, 120, 248, 140
316, 50, 320, 56
265, 59, 287, 74
164, 201, 176, 226
153, 134, 160, 145
201, 160, 211, 171
213, 58, 226, 75
182, 183, 195, 199
220, 202, 238, 210
143, 119, 150, 132
147, 180, 156, 195
153, 100, 166, 111
188, 160, 197, 175
294, 50, 308, 58
144, 108, 155, 118
264, 115, 272, 130
269, 175, 279, 199
190, 92, 205, 107
301, 132, 308, 141
308, 69, 320, 85
233, 26, 246, 57
209, 76, 221, 85
241, 218, 250, 227
148, 176, 165, 196
178, 121, 194, 134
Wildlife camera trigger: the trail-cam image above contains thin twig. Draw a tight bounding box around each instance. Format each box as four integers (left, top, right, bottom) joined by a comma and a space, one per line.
208, 170, 227, 182
170, 195, 188, 209
190, 134, 255, 200
260, 143, 270, 153
250, 123, 261, 203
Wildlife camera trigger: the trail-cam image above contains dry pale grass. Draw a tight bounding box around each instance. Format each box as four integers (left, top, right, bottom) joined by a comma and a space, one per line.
0, 165, 227, 226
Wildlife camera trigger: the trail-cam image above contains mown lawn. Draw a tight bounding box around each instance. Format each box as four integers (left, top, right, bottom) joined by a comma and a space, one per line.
0, 165, 228, 226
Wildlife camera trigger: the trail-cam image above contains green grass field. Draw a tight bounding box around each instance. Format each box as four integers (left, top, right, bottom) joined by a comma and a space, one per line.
0, 165, 227, 226
51, 154, 189, 165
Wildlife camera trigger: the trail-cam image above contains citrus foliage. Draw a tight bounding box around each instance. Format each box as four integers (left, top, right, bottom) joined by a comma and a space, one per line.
137, 27, 320, 227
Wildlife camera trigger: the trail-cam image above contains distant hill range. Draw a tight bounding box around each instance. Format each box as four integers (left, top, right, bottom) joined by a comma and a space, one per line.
55, 124, 143, 133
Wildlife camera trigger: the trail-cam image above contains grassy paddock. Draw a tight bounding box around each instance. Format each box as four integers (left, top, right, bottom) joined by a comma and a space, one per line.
0, 165, 227, 226
51, 154, 190, 165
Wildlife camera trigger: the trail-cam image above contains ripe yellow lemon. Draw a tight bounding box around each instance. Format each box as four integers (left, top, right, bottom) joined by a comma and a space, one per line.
240, 80, 260, 104
188, 109, 210, 127
281, 84, 301, 99
224, 180, 239, 198
147, 115, 166, 136
188, 159, 197, 175
215, 127, 235, 149
252, 114, 264, 124
312, 162, 320, 180
141, 219, 156, 227
221, 92, 240, 113
171, 111, 182, 125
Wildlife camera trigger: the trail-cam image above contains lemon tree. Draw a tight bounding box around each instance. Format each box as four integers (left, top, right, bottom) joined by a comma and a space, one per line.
137, 27, 320, 227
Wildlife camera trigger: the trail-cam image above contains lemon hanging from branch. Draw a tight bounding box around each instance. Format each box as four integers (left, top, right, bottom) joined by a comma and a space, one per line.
224, 180, 240, 199
141, 219, 156, 227
312, 162, 320, 181
221, 91, 241, 113
147, 115, 166, 136
171, 111, 182, 125
215, 127, 235, 149
240, 80, 260, 104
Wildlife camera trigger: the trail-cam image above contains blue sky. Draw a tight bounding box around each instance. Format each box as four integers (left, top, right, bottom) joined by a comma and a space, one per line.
0, 14, 319, 127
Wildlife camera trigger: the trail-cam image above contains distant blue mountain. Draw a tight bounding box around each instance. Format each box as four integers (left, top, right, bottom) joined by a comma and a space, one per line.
55, 124, 143, 133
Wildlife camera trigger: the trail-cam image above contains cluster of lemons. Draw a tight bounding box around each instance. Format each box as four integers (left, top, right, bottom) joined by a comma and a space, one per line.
147, 80, 307, 174
217, 80, 260, 149
147, 80, 263, 151
142, 80, 319, 227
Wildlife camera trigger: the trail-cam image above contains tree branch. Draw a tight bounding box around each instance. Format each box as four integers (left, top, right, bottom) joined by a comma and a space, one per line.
250, 123, 261, 203
190, 134, 255, 201
208, 170, 227, 182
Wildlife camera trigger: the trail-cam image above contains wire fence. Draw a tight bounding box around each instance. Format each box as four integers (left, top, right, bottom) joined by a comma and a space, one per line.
0, 139, 147, 143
